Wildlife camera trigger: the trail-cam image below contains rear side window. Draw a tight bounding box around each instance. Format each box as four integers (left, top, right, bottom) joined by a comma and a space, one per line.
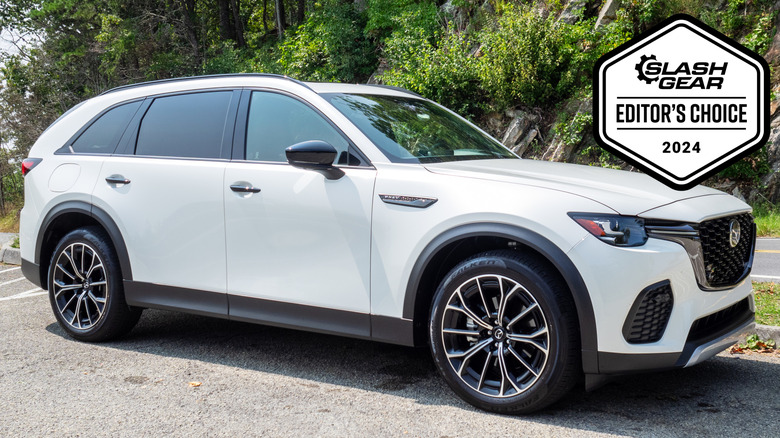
71, 101, 141, 154
135, 91, 232, 159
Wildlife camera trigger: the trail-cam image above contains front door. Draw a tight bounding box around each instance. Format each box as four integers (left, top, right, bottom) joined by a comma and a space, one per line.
224, 90, 375, 335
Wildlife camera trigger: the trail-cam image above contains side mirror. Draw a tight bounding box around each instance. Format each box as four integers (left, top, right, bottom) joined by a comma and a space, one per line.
285, 141, 344, 180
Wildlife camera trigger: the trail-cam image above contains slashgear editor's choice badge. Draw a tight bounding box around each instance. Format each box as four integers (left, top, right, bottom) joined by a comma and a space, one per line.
594, 14, 769, 190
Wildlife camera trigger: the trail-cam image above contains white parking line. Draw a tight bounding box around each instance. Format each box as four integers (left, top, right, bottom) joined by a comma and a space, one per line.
0, 287, 45, 301
0, 266, 21, 274
752, 275, 780, 282
0, 277, 26, 287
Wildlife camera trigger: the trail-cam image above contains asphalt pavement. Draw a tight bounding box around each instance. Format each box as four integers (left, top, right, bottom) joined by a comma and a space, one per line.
753, 238, 780, 282
1, 263, 780, 437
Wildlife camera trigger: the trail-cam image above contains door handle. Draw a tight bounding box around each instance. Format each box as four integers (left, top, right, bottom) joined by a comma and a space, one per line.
230, 184, 261, 193
105, 175, 131, 185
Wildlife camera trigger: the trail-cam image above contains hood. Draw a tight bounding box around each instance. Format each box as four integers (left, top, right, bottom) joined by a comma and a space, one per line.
424, 159, 726, 216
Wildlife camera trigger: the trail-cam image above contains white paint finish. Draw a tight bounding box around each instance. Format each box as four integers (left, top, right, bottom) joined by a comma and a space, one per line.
639, 193, 751, 222
368, 163, 604, 318
92, 156, 227, 292
47, 163, 81, 192
568, 235, 752, 353
752, 275, 780, 281
424, 159, 724, 216
20, 154, 106, 262
224, 163, 375, 312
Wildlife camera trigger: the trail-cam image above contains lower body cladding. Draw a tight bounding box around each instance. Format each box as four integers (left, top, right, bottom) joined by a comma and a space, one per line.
121, 281, 415, 345
567, 235, 755, 386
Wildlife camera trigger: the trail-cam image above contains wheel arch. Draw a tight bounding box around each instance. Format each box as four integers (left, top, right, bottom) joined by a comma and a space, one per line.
35, 201, 132, 289
403, 222, 599, 374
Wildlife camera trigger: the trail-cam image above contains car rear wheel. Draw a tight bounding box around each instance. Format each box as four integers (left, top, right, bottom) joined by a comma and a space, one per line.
48, 227, 141, 342
429, 250, 580, 414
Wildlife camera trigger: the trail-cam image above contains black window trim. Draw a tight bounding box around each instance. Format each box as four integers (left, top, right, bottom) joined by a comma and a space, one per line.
233, 87, 374, 169
55, 98, 146, 156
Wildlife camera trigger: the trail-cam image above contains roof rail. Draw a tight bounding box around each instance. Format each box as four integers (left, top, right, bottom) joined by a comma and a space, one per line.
99, 73, 312, 96
364, 84, 423, 98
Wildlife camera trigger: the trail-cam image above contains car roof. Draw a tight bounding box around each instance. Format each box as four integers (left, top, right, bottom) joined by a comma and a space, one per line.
99, 74, 421, 99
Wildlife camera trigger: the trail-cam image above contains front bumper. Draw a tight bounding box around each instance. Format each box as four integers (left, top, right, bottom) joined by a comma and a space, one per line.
597, 297, 754, 374
567, 230, 755, 375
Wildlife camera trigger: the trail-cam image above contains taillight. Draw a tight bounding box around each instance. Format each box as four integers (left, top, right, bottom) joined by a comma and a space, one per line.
21, 158, 42, 176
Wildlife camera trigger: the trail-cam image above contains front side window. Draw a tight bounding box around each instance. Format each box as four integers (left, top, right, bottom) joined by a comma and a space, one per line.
135, 91, 232, 159
71, 101, 141, 154
323, 93, 516, 163
245, 91, 350, 163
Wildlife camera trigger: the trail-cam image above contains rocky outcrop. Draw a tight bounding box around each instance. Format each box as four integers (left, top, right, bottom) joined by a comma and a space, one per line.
366, 58, 389, 85
760, 1, 780, 202
761, 111, 780, 202
558, 0, 588, 25
595, 0, 621, 29
500, 109, 541, 156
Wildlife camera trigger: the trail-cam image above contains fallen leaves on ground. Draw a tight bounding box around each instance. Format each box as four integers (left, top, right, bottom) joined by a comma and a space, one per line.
730, 344, 776, 354
730, 336, 777, 354
188, 381, 202, 387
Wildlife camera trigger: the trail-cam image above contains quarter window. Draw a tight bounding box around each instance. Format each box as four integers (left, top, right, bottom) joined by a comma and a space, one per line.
136, 91, 233, 159
71, 101, 141, 154
245, 91, 350, 163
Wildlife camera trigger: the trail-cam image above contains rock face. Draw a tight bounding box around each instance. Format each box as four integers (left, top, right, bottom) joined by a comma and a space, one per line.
367, 58, 389, 85
595, 0, 621, 29
500, 109, 540, 156
542, 99, 592, 162
761, 112, 780, 203
558, 0, 588, 25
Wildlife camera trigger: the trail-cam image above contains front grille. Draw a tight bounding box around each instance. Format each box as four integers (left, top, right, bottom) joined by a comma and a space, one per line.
698, 213, 754, 287
623, 281, 674, 344
687, 297, 751, 342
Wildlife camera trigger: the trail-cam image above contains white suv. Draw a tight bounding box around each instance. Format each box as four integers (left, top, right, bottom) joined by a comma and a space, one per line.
20, 74, 756, 413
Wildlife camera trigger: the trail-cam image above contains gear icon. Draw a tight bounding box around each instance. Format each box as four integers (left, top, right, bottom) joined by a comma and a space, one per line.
635, 54, 659, 84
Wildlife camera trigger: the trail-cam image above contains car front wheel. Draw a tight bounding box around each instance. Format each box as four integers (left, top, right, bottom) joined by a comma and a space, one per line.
429, 250, 580, 414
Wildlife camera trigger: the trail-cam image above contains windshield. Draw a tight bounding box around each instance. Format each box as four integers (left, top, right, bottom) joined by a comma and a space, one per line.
323, 93, 516, 163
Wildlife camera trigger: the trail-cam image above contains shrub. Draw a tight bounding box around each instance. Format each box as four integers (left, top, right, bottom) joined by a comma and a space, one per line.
277, 3, 376, 82
382, 30, 484, 117
477, 6, 631, 108
718, 145, 772, 183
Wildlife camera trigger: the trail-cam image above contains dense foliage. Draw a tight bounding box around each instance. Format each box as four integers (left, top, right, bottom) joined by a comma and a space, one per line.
0, 0, 777, 212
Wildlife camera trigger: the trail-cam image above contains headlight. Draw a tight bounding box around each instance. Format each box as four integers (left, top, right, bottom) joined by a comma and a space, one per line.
568, 213, 648, 247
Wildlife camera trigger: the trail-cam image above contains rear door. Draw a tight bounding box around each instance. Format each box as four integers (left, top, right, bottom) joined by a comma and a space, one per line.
92, 90, 240, 316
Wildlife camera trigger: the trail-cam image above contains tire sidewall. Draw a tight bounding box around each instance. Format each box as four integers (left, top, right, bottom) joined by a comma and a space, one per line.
429, 254, 574, 413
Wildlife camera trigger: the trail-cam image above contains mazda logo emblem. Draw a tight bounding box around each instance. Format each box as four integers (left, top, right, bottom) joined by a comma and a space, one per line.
729, 219, 741, 248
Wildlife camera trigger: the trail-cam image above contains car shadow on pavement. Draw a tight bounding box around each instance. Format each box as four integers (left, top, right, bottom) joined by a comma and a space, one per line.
46, 309, 780, 435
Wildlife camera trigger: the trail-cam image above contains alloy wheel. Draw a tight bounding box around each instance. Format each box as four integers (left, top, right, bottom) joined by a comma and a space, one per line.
52, 242, 109, 330
440, 274, 549, 398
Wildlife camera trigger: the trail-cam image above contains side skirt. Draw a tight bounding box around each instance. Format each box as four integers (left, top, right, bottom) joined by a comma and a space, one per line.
123, 281, 415, 346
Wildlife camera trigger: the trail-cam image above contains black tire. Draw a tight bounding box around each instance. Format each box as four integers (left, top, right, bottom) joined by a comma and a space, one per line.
429, 250, 580, 414
48, 226, 141, 342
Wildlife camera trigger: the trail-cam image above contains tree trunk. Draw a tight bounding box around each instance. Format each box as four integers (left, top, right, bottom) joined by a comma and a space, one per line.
217, 0, 236, 41
231, 0, 246, 47
296, 0, 305, 25
262, 0, 268, 33
179, 0, 201, 63
275, 0, 286, 39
